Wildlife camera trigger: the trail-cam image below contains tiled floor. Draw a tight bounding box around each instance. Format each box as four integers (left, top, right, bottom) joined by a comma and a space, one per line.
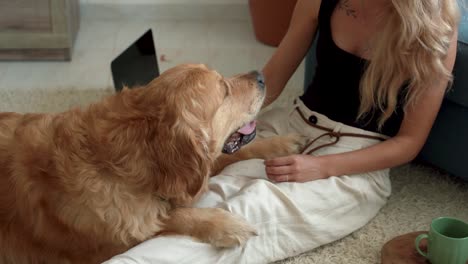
0, 3, 304, 112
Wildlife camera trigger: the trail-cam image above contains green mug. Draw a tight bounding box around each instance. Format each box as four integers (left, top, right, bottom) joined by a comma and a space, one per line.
415, 217, 468, 264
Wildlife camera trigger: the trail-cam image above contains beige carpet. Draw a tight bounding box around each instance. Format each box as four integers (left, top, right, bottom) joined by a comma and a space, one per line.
1, 87, 467, 264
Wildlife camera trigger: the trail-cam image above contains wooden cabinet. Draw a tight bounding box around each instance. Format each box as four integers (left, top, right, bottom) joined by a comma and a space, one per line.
0, 0, 80, 61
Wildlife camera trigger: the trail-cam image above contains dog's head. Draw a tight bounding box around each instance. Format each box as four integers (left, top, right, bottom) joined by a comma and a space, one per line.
136, 64, 265, 203
146, 63, 265, 155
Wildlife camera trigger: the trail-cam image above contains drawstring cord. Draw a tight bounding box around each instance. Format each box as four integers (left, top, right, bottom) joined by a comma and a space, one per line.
294, 106, 386, 155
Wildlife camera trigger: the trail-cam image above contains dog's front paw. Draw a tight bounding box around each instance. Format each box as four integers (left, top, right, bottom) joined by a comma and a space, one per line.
202, 208, 257, 248
282, 134, 307, 154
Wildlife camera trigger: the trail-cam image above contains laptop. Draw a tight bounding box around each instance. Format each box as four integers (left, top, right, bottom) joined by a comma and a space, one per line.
111, 29, 160, 92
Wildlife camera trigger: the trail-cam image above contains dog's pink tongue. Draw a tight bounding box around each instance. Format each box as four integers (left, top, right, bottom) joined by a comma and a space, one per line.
237, 121, 256, 135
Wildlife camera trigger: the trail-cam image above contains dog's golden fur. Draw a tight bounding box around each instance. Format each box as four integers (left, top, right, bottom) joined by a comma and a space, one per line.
0, 64, 300, 264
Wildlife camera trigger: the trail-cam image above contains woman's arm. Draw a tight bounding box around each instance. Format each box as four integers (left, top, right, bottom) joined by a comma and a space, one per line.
262, 0, 321, 107
265, 30, 458, 182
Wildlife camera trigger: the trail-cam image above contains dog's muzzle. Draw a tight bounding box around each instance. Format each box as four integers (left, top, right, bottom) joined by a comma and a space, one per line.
222, 121, 257, 154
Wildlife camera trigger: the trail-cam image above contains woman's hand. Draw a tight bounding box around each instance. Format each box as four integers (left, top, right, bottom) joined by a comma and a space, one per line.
264, 154, 330, 183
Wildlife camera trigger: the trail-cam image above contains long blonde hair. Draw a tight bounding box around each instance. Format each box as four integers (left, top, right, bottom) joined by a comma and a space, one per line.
358, 0, 460, 128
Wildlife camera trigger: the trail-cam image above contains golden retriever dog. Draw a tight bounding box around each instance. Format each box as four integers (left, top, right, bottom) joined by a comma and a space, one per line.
0, 64, 301, 264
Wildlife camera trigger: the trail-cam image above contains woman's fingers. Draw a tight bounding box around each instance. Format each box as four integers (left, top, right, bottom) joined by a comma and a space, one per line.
269, 174, 292, 182
265, 165, 291, 175
265, 155, 300, 182
264, 156, 294, 166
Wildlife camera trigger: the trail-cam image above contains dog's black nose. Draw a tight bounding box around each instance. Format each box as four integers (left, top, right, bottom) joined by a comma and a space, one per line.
251, 70, 265, 89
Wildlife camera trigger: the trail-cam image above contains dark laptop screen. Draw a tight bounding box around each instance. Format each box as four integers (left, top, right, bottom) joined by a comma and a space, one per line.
111, 29, 160, 92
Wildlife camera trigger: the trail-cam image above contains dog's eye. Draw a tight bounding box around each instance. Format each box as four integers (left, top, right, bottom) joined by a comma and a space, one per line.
222, 80, 231, 99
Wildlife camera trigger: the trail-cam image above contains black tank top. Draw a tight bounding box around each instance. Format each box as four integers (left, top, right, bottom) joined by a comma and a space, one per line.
300, 0, 404, 137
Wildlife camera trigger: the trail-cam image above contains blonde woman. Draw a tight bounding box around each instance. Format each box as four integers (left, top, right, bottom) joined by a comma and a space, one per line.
261, 0, 459, 183
105, 0, 460, 263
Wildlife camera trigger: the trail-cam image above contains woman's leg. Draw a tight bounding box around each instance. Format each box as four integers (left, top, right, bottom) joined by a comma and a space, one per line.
103, 100, 391, 264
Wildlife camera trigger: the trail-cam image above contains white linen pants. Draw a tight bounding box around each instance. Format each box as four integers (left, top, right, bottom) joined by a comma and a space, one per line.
103, 98, 392, 264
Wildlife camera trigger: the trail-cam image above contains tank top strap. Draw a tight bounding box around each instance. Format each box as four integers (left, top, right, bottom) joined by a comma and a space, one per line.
318, 0, 340, 29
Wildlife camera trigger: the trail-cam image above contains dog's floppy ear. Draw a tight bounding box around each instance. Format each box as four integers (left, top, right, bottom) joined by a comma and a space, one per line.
135, 64, 224, 205
153, 118, 214, 206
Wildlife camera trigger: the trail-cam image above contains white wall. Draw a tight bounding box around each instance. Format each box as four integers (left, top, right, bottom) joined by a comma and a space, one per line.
79, 0, 249, 21
81, 0, 244, 4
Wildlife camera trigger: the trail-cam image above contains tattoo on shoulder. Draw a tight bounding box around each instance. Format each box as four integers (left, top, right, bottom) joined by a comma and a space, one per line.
338, 0, 357, 18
